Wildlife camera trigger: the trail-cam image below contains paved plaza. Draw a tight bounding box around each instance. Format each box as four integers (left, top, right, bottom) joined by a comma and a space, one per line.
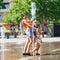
0, 35, 60, 60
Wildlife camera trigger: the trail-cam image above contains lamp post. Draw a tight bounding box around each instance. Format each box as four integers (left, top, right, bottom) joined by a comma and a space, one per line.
31, 2, 36, 21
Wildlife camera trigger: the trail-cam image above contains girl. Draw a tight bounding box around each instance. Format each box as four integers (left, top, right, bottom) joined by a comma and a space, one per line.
21, 13, 33, 55
30, 20, 42, 55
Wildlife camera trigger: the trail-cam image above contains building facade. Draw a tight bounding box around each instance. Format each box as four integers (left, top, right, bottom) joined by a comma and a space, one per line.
0, 0, 18, 38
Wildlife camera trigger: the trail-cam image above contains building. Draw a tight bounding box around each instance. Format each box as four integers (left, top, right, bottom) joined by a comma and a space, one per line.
0, 0, 18, 38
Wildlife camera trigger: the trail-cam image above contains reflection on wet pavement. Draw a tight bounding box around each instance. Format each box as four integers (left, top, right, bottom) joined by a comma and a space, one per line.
0, 42, 60, 60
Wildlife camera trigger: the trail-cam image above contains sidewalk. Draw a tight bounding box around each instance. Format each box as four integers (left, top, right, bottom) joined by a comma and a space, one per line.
0, 35, 60, 60
0, 35, 60, 44
0, 35, 27, 44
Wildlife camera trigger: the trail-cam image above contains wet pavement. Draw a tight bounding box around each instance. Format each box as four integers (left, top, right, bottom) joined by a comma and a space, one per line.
0, 37, 60, 60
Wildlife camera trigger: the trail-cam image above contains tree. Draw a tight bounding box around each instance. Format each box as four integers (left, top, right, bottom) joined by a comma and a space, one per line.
4, 0, 60, 24
0, 0, 3, 9
3, 13, 12, 23
31, 0, 60, 23
4, 0, 31, 24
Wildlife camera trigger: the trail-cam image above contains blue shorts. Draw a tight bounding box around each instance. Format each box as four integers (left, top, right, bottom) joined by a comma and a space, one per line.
26, 28, 33, 36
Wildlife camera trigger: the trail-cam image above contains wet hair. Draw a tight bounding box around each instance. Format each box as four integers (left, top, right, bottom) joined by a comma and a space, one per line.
21, 13, 27, 19
22, 13, 27, 17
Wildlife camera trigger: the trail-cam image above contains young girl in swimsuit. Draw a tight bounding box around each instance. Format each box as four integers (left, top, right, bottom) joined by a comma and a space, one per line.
30, 20, 42, 55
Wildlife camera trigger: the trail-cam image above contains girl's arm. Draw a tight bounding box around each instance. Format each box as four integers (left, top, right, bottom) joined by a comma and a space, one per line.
23, 20, 32, 28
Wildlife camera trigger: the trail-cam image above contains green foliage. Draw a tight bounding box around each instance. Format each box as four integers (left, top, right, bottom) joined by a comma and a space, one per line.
3, 0, 60, 24
3, 14, 11, 23
0, 0, 3, 9
4, 0, 31, 24
31, 0, 60, 23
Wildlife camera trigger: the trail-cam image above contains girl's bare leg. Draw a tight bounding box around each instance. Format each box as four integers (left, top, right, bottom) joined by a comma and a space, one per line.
23, 38, 30, 53
31, 44, 40, 54
32, 47, 37, 52
26, 36, 32, 53
35, 45, 40, 54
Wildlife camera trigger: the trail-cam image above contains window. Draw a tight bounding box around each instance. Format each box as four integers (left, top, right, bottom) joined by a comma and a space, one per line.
2, 3, 10, 9
5, 3, 10, 9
